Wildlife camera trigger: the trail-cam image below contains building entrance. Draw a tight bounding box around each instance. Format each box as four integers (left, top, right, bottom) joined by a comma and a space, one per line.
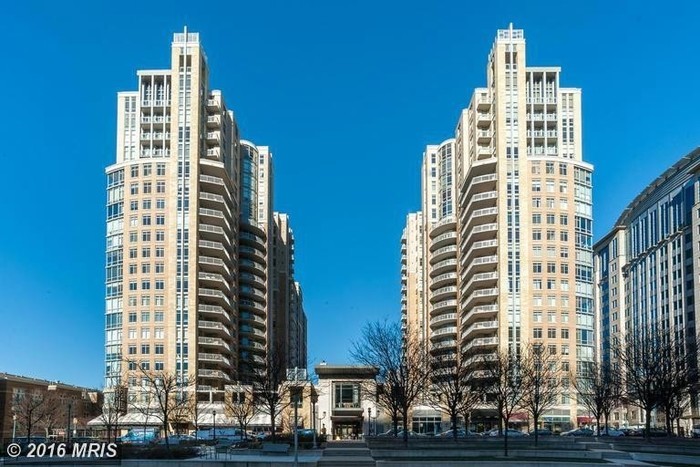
333, 420, 362, 440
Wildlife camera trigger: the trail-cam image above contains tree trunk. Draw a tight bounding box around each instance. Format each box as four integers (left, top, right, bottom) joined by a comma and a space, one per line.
533, 414, 539, 446
644, 407, 652, 442
665, 406, 672, 435
402, 408, 409, 445
270, 403, 277, 442
596, 416, 601, 437
604, 413, 610, 435
503, 416, 509, 457
392, 412, 399, 438
452, 412, 458, 441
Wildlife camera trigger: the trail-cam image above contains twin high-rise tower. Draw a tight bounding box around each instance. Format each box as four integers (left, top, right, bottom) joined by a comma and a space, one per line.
402, 25, 594, 428
104, 30, 307, 402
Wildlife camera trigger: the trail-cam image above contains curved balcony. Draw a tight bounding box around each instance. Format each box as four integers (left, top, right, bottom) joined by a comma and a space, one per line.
430, 326, 457, 340
431, 286, 457, 303
430, 312, 457, 326
198, 352, 232, 368
431, 258, 457, 277
240, 272, 266, 290
240, 298, 266, 316
241, 312, 267, 330
239, 245, 266, 264
462, 239, 498, 266
464, 254, 498, 278
431, 299, 457, 316
461, 191, 498, 221
199, 223, 229, 246
199, 239, 231, 262
463, 223, 498, 248
430, 216, 456, 237
430, 230, 457, 251
430, 245, 457, 264
198, 320, 231, 338
239, 258, 266, 276
462, 304, 499, 326
431, 272, 457, 289
239, 228, 266, 247
198, 304, 232, 323
461, 287, 498, 310
197, 369, 231, 382
198, 287, 231, 307
461, 320, 499, 340
464, 207, 498, 232
433, 339, 457, 350
460, 271, 498, 297
199, 336, 231, 352
239, 340, 266, 353
239, 325, 267, 342
464, 336, 499, 351
199, 207, 231, 232
199, 255, 232, 277
199, 174, 230, 198
239, 285, 266, 303
462, 173, 497, 199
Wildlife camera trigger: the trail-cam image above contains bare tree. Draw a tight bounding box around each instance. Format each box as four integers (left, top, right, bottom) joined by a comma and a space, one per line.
98, 385, 127, 442
352, 320, 431, 444
126, 359, 195, 449
247, 348, 293, 442
480, 349, 526, 457
571, 360, 619, 436
428, 351, 483, 440
224, 384, 258, 440
40, 393, 64, 439
12, 390, 50, 440
520, 343, 560, 446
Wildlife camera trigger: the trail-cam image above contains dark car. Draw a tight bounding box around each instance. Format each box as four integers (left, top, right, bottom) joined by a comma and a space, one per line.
560, 428, 594, 437
439, 428, 479, 438
529, 428, 553, 436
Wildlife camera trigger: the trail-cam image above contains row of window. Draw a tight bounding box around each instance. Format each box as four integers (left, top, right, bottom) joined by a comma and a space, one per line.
129, 230, 166, 243
129, 214, 166, 226
532, 262, 570, 274
128, 246, 165, 258
533, 279, 570, 291
127, 262, 165, 274
533, 243, 569, 256
533, 296, 570, 308
533, 310, 570, 322
531, 161, 568, 176
532, 197, 569, 209
532, 214, 568, 225
128, 280, 165, 291
129, 181, 166, 195
129, 198, 166, 210
531, 180, 568, 193
130, 163, 166, 178
128, 295, 164, 307
128, 342, 165, 354
533, 327, 570, 339
126, 327, 164, 340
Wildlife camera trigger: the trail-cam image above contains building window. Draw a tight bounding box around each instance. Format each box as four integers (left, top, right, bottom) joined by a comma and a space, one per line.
532, 214, 542, 224
142, 199, 151, 210
156, 163, 166, 176
533, 230, 542, 241
533, 262, 542, 273
561, 328, 570, 339
533, 328, 543, 339
141, 344, 150, 354
156, 199, 165, 209
334, 383, 361, 409
156, 181, 166, 193
155, 344, 164, 354
547, 328, 556, 338
547, 262, 556, 273
155, 311, 164, 322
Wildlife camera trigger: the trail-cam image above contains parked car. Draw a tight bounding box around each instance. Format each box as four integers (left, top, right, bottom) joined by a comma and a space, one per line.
119, 428, 159, 444
156, 434, 196, 445
439, 428, 478, 437
487, 428, 528, 437
560, 428, 594, 437
692, 424, 700, 439
377, 428, 423, 438
529, 428, 553, 436
597, 427, 625, 437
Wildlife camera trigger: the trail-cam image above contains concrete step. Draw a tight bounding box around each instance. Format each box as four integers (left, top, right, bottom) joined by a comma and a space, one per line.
318, 457, 376, 467
325, 448, 372, 457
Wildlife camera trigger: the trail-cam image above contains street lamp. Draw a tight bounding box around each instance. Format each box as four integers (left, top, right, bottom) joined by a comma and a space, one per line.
311, 391, 319, 449
213, 410, 217, 442
67, 402, 72, 444
367, 407, 372, 436
12, 414, 17, 443
374, 409, 380, 436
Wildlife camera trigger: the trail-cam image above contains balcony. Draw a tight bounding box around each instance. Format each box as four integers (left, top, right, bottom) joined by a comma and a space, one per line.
240, 340, 266, 352
199, 255, 231, 277
476, 112, 492, 127
199, 239, 228, 257
198, 272, 230, 292
241, 312, 267, 328
199, 287, 231, 306
461, 271, 498, 296
464, 254, 498, 278
431, 272, 457, 289
466, 336, 499, 350
199, 174, 229, 197
239, 245, 266, 264
476, 146, 493, 159
199, 336, 231, 352
431, 286, 457, 303
462, 173, 497, 200
431, 299, 457, 315
430, 326, 457, 340
430, 312, 457, 326
463, 223, 498, 248
207, 115, 221, 128
206, 147, 221, 159
198, 304, 229, 319
431, 216, 456, 237
476, 94, 491, 110
199, 207, 229, 230
462, 287, 499, 310
431, 259, 457, 277
430, 231, 457, 251
462, 304, 499, 325
206, 98, 221, 111
477, 130, 492, 143
461, 320, 499, 340
206, 131, 221, 145
198, 353, 231, 367
239, 230, 266, 246
197, 369, 230, 381
240, 299, 266, 315
198, 320, 231, 337
462, 191, 497, 220
239, 258, 266, 276
430, 245, 457, 264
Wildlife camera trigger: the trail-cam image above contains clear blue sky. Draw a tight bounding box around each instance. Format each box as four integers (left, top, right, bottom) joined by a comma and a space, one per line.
2, 0, 700, 388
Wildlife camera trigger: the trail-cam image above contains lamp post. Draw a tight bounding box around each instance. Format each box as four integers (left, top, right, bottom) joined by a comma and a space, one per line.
374, 409, 380, 436
367, 407, 372, 436
12, 414, 17, 443
67, 402, 72, 444
213, 410, 217, 442
311, 390, 319, 449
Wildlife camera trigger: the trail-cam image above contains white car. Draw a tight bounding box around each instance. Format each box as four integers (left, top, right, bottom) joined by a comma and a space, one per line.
598, 428, 625, 437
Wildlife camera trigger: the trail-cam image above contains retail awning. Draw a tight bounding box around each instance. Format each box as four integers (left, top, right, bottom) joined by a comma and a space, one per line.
331, 416, 362, 422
